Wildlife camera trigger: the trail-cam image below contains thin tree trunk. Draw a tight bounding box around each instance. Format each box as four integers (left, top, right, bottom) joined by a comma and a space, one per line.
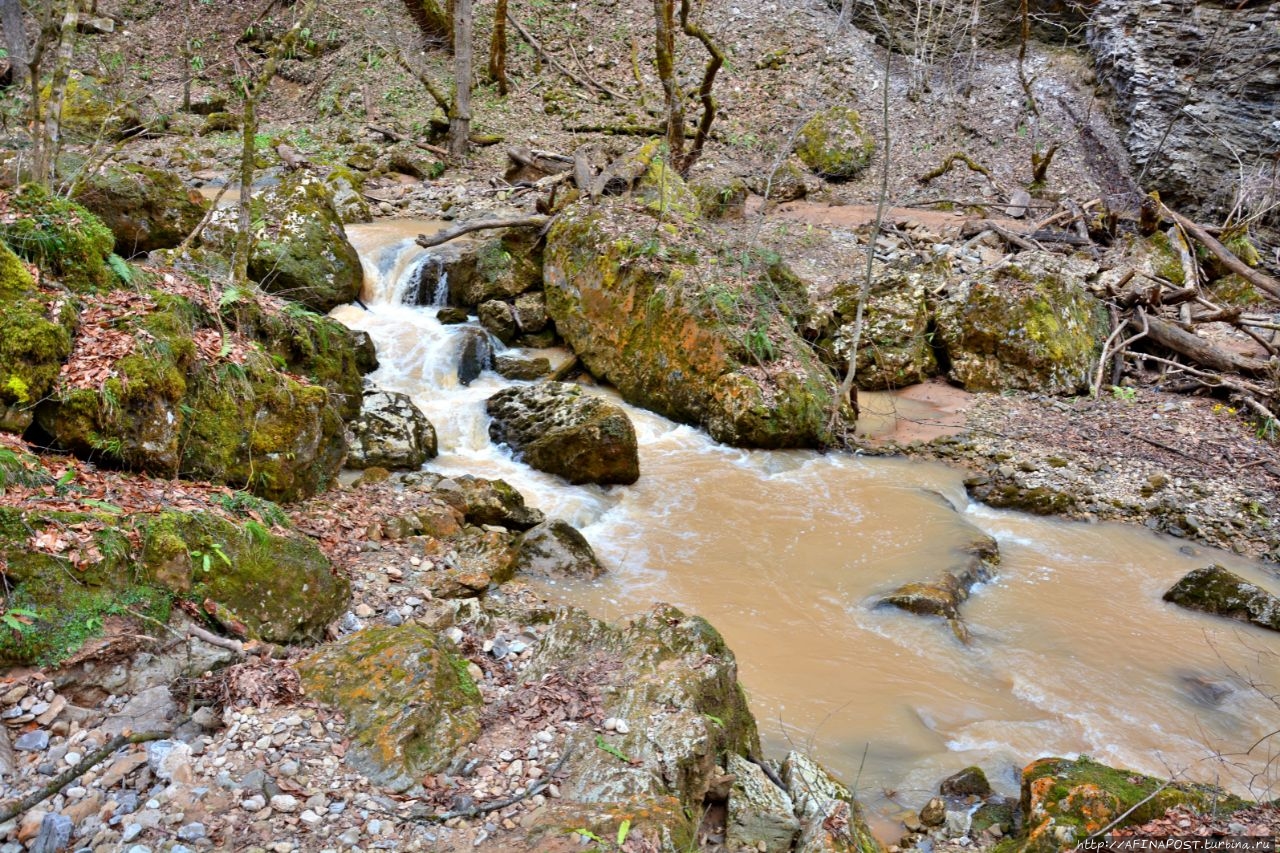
838, 0, 853, 29
0, 0, 29, 83
449, 0, 473, 159
678, 0, 722, 173
652, 0, 683, 163
32, 0, 79, 185
488, 0, 508, 95
231, 1, 319, 285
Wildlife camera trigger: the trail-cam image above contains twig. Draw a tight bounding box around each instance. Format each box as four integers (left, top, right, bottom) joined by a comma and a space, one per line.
507, 15, 620, 99
1093, 309, 1149, 397
415, 215, 550, 249
0, 730, 171, 822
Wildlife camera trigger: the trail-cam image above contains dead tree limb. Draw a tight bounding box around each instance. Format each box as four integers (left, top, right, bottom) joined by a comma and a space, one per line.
0, 730, 172, 823
917, 152, 994, 186
415, 215, 550, 249
1160, 204, 1280, 302
1142, 314, 1273, 377
506, 146, 572, 175
366, 124, 449, 157
508, 15, 620, 99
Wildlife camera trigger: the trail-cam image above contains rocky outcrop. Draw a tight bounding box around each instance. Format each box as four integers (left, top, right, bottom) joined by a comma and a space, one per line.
1019, 756, 1241, 853
544, 200, 845, 448
1163, 565, 1280, 633
201, 171, 362, 312
933, 254, 1108, 395
486, 382, 640, 485
512, 518, 606, 579
1088, 0, 1280, 221
795, 107, 876, 180
73, 163, 208, 254
784, 751, 883, 853
296, 624, 482, 792
346, 389, 437, 470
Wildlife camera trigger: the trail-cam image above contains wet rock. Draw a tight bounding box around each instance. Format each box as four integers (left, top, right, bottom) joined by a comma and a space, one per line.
1020, 756, 1242, 853
447, 230, 544, 308
456, 328, 495, 386
494, 354, 552, 381
513, 292, 549, 334
727, 753, 800, 852
784, 751, 884, 853
544, 199, 845, 448
933, 253, 1108, 396
487, 382, 639, 485
434, 475, 545, 531
347, 390, 437, 470
73, 164, 208, 254
512, 519, 606, 580
940, 766, 992, 798
920, 797, 946, 827
795, 107, 876, 180
437, 306, 470, 324
876, 531, 998, 642
478, 300, 517, 344
1163, 565, 1280, 633
296, 624, 483, 792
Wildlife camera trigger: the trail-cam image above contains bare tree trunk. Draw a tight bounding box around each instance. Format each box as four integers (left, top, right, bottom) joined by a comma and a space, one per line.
838, 0, 854, 29
449, 0, 473, 159
0, 0, 29, 83
488, 0, 508, 96
231, 1, 319, 286
32, 0, 78, 185
652, 0, 683, 163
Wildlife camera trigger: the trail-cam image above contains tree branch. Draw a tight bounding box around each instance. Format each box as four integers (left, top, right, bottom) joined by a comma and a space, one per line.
415, 215, 550, 249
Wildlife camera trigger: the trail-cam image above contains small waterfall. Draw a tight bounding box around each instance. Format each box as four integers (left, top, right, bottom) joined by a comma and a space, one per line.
398, 254, 450, 307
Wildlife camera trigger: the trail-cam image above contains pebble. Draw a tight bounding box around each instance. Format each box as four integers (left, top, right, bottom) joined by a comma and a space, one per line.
121, 824, 143, 843
242, 795, 267, 811
64, 751, 82, 765
177, 822, 206, 841
14, 730, 50, 751
354, 603, 375, 618
270, 793, 300, 813
300, 809, 323, 827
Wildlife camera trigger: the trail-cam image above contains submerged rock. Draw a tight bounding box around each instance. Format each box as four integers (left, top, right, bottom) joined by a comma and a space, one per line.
1163, 565, 1280, 633
456, 327, 495, 386
876, 528, 998, 642
940, 765, 993, 798
486, 382, 640, 486
346, 389, 437, 470
296, 624, 482, 792
512, 518, 606, 579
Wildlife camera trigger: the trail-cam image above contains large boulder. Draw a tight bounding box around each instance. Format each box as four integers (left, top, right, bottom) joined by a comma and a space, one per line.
0, 501, 345, 665
346, 389, 437, 470
1163, 565, 1280, 633
795, 107, 876, 180
73, 163, 208, 254
486, 382, 640, 485
0, 183, 117, 293
512, 518, 606, 579
1088, 0, 1280, 222
825, 268, 940, 390
0, 242, 74, 433
296, 624, 482, 792
932, 254, 1108, 395
201, 171, 362, 312
1019, 757, 1241, 853
544, 201, 845, 448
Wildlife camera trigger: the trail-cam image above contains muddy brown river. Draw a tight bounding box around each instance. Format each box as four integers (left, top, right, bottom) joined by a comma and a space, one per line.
335, 221, 1280, 832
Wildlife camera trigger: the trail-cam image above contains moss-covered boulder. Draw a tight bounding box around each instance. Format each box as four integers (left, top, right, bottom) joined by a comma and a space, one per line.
323, 166, 372, 225
347, 389, 437, 470
543, 202, 845, 448
0, 500, 343, 665
432, 474, 546, 530
201, 171, 361, 312
1019, 757, 1242, 852
296, 624, 483, 792
486, 382, 640, 485
44, 72, 142, 142
1163, 565, 1280, 632
0, 184, 117, 292
824, 269, 940, 390
0, 243, 75, 433
139, 511, 347, 643
933, 254, 1108, 395
795, 107, 875, 180
526, 604, 760, 808
73, 163, 208, 254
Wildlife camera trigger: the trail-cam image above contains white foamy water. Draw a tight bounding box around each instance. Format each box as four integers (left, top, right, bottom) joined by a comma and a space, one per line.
336, 221, 1280, 831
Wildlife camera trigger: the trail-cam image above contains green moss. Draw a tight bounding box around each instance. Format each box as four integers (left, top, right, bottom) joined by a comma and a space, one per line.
795, 107, 876, 180
1147, 231, 1186, 285
0, 184, 115, 292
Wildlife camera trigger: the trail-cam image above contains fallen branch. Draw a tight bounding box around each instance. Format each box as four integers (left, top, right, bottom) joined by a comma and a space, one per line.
0, 729, 171, 822
1160, 204, 1280, 302
506, 146, 572, 175
415, 215, 550, 249
1093, 308, 1149, 398
507, 15, 620, 99
414, 746, 572, 823
1142, 314, 1273, 377
366, 124, 449, 158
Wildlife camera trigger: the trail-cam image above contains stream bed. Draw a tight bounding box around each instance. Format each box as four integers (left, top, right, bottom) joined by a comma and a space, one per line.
333, 220, 1280, 829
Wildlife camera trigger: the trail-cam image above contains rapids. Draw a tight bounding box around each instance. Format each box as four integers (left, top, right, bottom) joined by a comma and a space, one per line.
333, 220, 1280, 829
